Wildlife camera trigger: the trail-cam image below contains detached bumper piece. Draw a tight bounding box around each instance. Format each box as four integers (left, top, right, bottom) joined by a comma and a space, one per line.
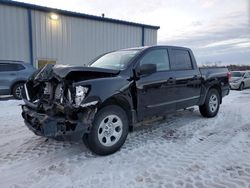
21, 105, 90, 137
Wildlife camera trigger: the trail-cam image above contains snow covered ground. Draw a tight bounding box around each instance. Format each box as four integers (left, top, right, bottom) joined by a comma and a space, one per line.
0, 90, 250, 188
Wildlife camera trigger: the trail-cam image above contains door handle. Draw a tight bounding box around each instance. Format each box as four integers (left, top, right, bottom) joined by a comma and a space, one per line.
193, 75, 198, 79
166, 77, 175, 85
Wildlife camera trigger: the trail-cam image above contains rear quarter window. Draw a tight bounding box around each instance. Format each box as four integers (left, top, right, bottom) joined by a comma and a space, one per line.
170, 49, 193, 70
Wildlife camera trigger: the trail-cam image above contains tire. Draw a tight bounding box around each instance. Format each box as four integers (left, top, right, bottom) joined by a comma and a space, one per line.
86, 105, 129, 155
239, 83, 244, 91
12, 83, 24, 100
199, 88, 220, 118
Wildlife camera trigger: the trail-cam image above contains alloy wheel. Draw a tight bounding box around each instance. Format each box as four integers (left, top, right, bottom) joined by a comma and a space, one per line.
97, 114, 123, 147
209, 94, 218, 113
15, 85, 23, 99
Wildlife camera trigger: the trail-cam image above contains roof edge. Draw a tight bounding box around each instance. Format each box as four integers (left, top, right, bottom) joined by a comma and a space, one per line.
0, 0, 160, 30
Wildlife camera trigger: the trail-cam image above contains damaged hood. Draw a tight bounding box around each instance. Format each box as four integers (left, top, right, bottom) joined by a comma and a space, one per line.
34, 64, 120, 81
53, 65, 119, 78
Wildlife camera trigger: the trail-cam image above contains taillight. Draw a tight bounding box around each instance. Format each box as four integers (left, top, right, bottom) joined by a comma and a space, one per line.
227, 72, 231, 81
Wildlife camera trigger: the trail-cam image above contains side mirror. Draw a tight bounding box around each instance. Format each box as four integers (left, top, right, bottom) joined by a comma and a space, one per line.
139, 64, 157, 75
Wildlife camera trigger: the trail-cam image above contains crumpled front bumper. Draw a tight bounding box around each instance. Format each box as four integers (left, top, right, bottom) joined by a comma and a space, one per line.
21, 105, 91, 138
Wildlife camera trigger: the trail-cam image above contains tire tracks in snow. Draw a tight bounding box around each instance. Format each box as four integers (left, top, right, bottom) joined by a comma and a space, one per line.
0, 90, 250, 188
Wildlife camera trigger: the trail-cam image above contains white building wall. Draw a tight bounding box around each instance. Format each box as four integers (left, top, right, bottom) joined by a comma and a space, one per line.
0, 5, 30, 62
31, 10, 145, 66
0, 3, 158, 67
144, 28, 157, 46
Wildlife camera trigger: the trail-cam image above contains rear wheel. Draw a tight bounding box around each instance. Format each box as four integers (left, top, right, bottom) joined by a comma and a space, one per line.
12, 83, 24, 100
239, 83, 244, 91
85, 105, 129, 155
199, 88, 220, 118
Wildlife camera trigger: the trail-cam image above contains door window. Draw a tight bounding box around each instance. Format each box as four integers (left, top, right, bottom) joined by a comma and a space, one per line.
171, 49, 193, 70
140, 49, 170, 71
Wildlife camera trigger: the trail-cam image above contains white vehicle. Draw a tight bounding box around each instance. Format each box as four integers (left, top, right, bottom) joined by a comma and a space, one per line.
229, 71, 250, 90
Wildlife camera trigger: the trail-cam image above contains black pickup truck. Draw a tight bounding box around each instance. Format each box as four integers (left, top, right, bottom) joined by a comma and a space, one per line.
21, 46, 230, 155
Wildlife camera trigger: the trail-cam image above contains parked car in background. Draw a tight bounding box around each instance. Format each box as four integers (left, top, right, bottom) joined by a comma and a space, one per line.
229, 71, 250, 90
0, 60, 36, 99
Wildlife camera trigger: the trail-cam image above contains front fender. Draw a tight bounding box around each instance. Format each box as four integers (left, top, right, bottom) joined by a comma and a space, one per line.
73, 76, 134, 109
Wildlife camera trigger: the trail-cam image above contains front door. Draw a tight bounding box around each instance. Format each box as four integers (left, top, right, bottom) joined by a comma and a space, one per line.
136, 48, 176, 120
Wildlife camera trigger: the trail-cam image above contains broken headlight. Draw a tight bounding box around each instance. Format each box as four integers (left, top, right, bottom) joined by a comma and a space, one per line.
75, 86, 89, 107
44, 82, 52, 95
55, 84, 63, 101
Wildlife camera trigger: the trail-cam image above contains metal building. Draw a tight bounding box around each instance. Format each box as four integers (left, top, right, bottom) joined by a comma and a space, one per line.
0, 1, 159, 68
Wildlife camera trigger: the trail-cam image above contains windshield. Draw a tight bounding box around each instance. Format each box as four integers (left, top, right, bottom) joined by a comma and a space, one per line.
231, 72, 244, 77
89, 50, 139, 70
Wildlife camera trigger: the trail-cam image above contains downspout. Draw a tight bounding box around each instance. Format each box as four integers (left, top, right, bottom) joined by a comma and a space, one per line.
141, 26, 145, 46
27, 9, 34, 66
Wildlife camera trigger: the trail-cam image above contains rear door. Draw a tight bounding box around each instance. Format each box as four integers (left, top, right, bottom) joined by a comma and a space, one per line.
169, 48, 202, 109
136, 48, 176, 120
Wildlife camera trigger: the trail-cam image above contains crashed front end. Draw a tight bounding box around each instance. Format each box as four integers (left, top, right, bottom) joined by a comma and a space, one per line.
21, 65, 99, 138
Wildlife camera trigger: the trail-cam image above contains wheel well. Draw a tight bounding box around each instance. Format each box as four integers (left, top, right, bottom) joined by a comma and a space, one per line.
99, 96, 133, 131
209, 85, 222, 103
239, 82, 244, 90
10, 81, 25, 94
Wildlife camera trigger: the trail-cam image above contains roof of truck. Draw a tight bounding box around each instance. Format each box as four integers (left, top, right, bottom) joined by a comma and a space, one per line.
120, 45, 191, 51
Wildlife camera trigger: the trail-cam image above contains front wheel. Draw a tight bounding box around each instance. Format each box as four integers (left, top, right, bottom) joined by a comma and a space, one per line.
85, 105, 129, 155
199, 88, 220, 118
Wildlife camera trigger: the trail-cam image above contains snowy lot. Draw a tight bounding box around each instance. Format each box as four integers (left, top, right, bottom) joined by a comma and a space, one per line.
0, 90, 250, 188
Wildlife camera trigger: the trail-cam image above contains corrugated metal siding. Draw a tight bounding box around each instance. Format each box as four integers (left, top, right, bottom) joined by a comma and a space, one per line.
0, 4, 158, 67
32, 10, 143, 66
0, 5, 30, 62
144, 28, 157, 46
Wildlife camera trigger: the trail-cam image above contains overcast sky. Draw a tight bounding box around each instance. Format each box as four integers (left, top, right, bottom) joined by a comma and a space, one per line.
17, 0, 250, 65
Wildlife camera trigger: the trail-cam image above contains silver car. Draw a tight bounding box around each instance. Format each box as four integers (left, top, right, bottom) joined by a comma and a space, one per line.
0, 60, 36, 99
229, 71, 250, 90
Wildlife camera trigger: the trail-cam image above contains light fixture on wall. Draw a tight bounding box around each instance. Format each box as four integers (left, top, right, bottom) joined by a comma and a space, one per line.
50, 13, 59, 20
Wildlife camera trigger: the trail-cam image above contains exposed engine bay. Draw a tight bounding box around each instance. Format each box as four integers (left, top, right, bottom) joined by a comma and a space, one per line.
21, 64, 118, 137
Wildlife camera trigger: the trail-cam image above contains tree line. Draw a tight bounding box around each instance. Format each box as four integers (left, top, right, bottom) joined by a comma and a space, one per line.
200, 64, 250, 71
